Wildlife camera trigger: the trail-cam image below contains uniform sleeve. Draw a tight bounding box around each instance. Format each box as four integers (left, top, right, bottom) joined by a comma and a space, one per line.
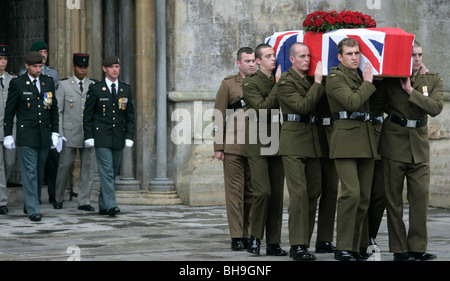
83, 85, 96, 140
49, 80, 59, 133
4, 79, 20, 137
278, 78, 324, 115
409, 74, 444, 117
55, 84, 65, 136
243, 79, 279, 110
326, 72, 376, 112
212, 80, 229, 152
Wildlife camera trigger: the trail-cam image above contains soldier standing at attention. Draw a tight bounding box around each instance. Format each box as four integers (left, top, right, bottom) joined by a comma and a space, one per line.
83, 56, 135, 217
3, 51, 59, 222
277, 42, 324, 261
326, 38, 381, 261
243, 44, 286, 257
53, 53, 96, 211
0, 45, 17, 215
378, 41, 443, 261
213, 47, 255, 251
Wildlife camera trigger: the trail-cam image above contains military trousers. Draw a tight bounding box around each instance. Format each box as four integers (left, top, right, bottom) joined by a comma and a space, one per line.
0, 143, 16, 206
382, 157, 429, 253
361, 159, 386, 248
315, 157, 338, 243
95, 147, 122, 211
247, 156, 284, 244
334, 158, 374, 252
18, 146, 49, 216
55, 147, 95, 206
283, 156, 321, 246
223, 153, 253, 239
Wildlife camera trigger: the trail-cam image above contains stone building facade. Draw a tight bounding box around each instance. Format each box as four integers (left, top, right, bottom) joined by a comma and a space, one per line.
2, 0, 449, 208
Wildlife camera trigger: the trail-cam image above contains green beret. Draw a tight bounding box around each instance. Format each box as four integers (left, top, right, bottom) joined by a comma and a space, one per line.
30, 41, 48, 52
102, 56, 120, 67
25, 51, 45, 65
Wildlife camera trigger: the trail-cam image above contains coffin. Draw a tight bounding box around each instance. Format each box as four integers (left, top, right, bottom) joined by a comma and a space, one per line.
265, 27, 415, 77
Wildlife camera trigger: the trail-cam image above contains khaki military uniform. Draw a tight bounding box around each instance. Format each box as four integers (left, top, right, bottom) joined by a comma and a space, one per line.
325, 63, 380, 252
54, 76, 97, 206
243, 70, 284, 244
277, 67, 324, 246
213, 74, 252, 240
314, 92, 339, 244
378, 71, 444, 254
0, 72, 17, 207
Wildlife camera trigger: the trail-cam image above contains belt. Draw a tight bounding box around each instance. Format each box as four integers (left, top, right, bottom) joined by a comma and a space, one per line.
388, 113, 427, 128
283, 114, 333, 126
332, 111, 383, 125
227, 98, 246, 111
248, 112, 279, 123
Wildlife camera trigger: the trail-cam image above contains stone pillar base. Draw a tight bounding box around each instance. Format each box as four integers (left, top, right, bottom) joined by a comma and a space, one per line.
115, 178, 141, 191
115, 190, 182, 205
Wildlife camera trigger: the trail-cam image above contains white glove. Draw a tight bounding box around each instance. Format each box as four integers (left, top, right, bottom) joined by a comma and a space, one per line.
3, 136, 15, 150
56, 136, 67, 153
84, 138, 95, 148
51, 133, 60, 149
125, 139, 134, 148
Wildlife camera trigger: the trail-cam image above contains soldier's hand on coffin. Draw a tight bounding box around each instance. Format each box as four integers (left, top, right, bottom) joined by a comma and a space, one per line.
420, 64, 429, 75
314, 61, 323, 84
275, 65, 282, 83
214, 151, 225, 161
399, 77, 413, 95
363, 62, 373, 83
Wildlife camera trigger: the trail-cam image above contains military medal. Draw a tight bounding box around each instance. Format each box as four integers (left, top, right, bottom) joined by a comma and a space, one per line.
118, 98, 128, 110
423, 86, 429, 97
43, 92, 53, 109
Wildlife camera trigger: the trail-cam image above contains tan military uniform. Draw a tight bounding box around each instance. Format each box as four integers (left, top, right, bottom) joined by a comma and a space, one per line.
378, 71, 444, 254
243, 69, 284, 244
326, 63, 380, 252
54, 76, 96, 206
277, 67, 324, 246
0, 72, 16, 206
213, 74, 252, 240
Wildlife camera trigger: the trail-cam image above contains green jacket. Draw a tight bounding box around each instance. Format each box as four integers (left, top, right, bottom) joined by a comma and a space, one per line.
325, 63, 379, 159
378, 71, 444, 163
243, 70, 280, 157
278, 67, 325, 157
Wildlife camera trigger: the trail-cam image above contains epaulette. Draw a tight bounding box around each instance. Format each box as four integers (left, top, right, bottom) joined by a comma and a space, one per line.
61, 78, 69, 81
89, 78, 99, 84
223, 75, 235, 81
119, 80, 130, 86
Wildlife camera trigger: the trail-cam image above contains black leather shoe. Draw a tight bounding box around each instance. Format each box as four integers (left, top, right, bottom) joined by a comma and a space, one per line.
78, 205, 95, 212
107, 207, 120, 217
290, 245, 316, 261
352, 251, 368, 261
334, 250, 357, 261
409, 252, 437, 261
231, 238, 245, 251
0, 205, 8, 214
393, 252, 413, 261
29, 213, 42, 222
266, 244, 288, 256
247, 236, 260, 255
315, 241, 336, 253
53, 202, 63, 209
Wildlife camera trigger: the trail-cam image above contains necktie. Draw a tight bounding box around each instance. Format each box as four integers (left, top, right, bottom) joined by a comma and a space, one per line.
111, 83, 117, 95
33, 79, 40, 93
0, 77, 4, 89
79, 81, 84, 93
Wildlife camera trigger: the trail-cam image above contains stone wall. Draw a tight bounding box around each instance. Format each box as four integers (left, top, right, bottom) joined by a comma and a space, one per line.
167, 0, 450, 207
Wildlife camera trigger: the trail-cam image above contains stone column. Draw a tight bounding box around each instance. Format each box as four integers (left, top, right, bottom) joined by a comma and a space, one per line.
149, 0, 175, 192
104, 0, 117, 56
115, 0, 140, 191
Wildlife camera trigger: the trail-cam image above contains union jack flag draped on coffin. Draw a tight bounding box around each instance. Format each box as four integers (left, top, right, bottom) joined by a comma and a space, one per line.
265, 27, 415, 77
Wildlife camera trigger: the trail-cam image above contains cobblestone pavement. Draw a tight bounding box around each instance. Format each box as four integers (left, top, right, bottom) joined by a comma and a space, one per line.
0, 199, 449, 262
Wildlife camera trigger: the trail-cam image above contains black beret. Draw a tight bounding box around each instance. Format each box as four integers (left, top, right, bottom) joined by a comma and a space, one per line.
73, 53, 90, 66
102, 56, 120, 67
25, 51, 45, 65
